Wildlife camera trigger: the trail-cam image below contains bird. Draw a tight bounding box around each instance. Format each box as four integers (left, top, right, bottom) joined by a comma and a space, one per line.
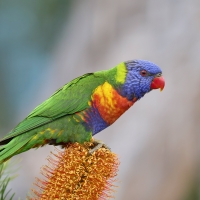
0, 59, 165, 163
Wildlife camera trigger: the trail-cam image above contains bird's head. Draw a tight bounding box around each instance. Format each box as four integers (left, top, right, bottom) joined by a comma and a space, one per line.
121, 60, 165, 100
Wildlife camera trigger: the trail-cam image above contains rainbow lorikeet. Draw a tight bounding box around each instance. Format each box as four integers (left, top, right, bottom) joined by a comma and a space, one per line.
0, 60, 165, 163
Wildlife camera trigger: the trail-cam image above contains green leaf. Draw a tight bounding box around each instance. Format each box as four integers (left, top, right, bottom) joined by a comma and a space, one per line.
0, 159, 19, 200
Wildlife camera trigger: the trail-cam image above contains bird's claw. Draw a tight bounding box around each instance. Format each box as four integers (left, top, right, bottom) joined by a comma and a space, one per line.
89, 139, 111, 154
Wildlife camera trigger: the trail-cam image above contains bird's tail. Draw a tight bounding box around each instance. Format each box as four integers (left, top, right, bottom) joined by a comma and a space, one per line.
0, 137, 31, 163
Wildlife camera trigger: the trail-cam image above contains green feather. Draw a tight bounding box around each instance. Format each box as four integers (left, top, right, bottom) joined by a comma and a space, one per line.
0, 63, 125, 163
0, 137, 31, 162
2, 73, 105, 141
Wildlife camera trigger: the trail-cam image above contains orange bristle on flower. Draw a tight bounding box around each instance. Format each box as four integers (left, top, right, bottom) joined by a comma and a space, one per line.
29, 142, 119, 200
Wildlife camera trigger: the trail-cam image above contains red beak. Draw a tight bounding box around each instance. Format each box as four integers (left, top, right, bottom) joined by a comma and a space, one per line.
150, 76, 165, 91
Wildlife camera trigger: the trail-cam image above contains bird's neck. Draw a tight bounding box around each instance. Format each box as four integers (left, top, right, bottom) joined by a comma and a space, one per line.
108, 62, 127, 82
105, 62, 127, 93
107, 63, 148, 100
105, 62, 137, 101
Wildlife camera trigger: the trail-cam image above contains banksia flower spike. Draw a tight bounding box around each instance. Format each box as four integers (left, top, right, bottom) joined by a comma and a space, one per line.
30, 142, 119, 200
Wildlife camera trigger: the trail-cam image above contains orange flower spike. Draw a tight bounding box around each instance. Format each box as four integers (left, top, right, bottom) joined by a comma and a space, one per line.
29, 142, 119, 200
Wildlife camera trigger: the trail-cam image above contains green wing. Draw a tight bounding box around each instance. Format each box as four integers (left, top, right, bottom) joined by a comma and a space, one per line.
0, 72, 106, 142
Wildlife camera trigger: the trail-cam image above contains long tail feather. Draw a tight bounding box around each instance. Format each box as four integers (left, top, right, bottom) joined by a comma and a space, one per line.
0, 137, 31, 163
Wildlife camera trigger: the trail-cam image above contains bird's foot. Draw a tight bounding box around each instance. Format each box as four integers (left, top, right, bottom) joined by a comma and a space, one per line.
89, 139, 111, 154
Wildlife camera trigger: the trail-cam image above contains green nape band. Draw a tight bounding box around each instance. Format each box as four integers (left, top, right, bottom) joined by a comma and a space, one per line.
115, 62, 127, 84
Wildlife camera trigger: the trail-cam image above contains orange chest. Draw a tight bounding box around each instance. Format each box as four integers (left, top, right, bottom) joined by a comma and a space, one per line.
90, 82, 136, 125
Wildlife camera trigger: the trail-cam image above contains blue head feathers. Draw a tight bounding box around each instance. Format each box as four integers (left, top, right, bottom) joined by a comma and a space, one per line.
121, 60, 163, 100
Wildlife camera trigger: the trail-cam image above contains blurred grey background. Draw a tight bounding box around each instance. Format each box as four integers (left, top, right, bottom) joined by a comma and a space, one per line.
0, 0, 199, 199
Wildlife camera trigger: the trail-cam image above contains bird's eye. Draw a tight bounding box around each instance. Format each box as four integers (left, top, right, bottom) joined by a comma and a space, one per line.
140, 70, 147, 77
